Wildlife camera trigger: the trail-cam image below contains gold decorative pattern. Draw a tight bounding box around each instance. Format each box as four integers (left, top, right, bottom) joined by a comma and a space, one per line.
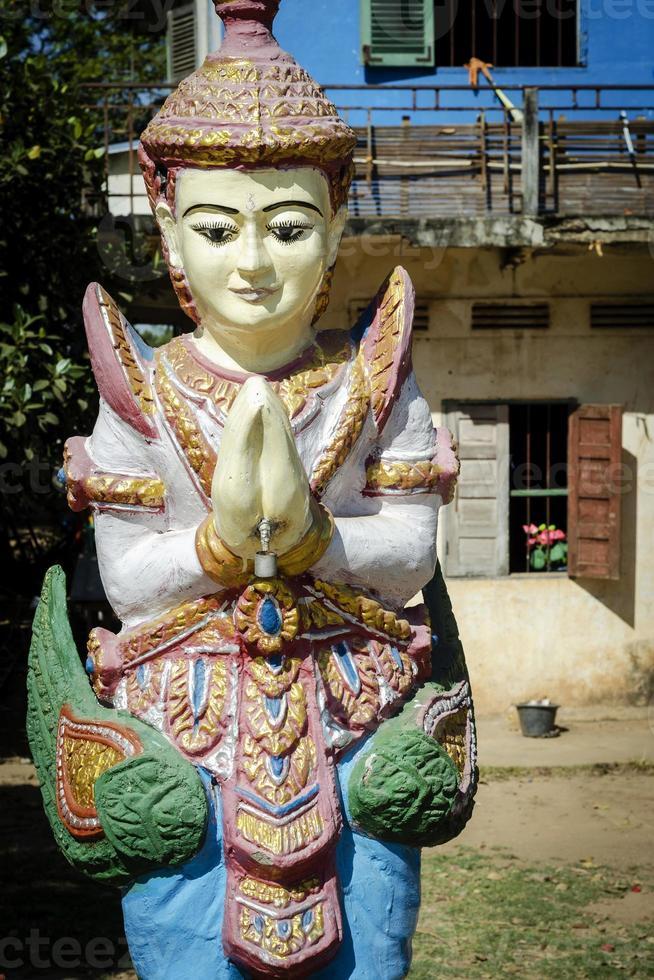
195, 515, 252, 589
125, 659, 166, 718
241, 734, 315, 807
311, 579, 412, 641
236, 805, 324, 857
63, 737, 122, 809
318, 641, 380, 730
365, 458, 444, 495
155, 361, 216, 499
435, 707, 468, 776
278, 500, 334, 578
239, 876, 320, 909
83, 473, 164, 508
298, 597, 346, 634
55, 708, 142, 839
244, 680, 307, 756
234, 580, 299, 654
374, 641, 415, 699
309, 351, 370, 496
167, 657, 229, 756
97, 286, 155, 417
117, 595, 236, 666
163, 332, 352, 422
63, 441, 165, 512
140, 61, 355, 179
247, 656, 302, 698
238, 902, 325, 961
365, 270, 407, 427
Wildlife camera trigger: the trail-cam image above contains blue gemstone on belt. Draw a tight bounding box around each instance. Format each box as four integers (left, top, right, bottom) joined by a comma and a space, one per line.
85, 656, 95, 675
258, 596, 282, 636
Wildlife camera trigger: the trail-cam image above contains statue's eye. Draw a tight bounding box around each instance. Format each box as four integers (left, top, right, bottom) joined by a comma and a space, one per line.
268, 222, 312, 245
191, 223, 237, 247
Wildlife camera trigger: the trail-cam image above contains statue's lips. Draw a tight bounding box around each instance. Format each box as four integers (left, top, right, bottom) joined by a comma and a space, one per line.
229, 286, 278, 302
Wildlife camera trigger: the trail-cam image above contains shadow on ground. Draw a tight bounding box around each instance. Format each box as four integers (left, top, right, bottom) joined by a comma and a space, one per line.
0, 783, 130, 979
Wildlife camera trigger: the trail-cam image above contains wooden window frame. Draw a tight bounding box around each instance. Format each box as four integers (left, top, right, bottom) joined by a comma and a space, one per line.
443, 400, 622, 581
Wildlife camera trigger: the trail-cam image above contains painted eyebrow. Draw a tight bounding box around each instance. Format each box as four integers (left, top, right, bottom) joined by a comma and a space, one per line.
182, 200, 323, 218
183, 204, 240, 217
262, 200, 323, 216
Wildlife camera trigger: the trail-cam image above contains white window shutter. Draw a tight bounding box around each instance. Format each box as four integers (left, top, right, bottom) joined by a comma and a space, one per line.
443, 403, 510, 578
167, 3, 197, 84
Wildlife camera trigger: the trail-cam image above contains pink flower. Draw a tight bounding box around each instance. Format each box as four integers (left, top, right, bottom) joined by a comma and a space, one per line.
522, 524, 539, 535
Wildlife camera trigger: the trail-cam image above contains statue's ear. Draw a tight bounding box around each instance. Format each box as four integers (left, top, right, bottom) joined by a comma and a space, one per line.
326, 206, 347, 267
155, 201, 183, 269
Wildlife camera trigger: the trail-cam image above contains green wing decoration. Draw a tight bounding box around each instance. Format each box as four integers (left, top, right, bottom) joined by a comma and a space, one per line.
348, 561, 478, 847
27, 565, 208, 885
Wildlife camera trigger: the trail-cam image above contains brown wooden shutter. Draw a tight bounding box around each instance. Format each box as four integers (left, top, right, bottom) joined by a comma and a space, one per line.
567, 404, 622, 579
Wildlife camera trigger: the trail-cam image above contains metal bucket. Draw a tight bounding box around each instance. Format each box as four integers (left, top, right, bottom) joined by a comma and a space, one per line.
516, 703, 559, 737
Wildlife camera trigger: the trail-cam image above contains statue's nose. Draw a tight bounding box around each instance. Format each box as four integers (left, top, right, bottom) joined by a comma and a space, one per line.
236, 224, 273, 277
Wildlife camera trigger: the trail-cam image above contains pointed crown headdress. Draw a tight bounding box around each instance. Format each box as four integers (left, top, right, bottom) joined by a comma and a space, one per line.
139, 0, 357, 215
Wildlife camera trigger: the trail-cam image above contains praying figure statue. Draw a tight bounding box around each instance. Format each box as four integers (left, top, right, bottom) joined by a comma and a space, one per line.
27, 2, 477, 977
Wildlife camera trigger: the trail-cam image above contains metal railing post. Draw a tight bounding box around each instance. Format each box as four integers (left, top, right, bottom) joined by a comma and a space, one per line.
521, 87, 540, 216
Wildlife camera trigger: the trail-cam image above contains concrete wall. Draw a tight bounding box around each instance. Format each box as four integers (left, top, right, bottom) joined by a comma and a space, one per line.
324, 240, 654, 714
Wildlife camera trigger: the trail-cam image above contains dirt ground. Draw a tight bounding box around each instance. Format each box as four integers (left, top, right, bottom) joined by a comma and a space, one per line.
1, 725, 652, 979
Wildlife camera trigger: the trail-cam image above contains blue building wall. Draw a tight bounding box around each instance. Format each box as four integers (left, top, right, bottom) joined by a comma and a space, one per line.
273, 0, 654, 123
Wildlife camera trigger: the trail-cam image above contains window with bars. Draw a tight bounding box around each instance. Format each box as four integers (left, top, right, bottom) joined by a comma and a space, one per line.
435, 0, 578, 68
443, 401, 622, 580
508, 403, 570, 573
361, 0, 579, 69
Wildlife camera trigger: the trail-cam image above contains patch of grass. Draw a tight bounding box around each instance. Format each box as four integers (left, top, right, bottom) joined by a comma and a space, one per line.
409, 848, 653, 979
479, 760, 654, 782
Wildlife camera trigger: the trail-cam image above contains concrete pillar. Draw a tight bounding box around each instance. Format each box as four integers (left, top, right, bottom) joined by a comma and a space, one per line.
522, 87, 540, 216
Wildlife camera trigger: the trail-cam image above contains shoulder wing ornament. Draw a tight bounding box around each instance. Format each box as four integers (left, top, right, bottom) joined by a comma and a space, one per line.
352, 266, 415, 433
82, 282, 158, 439
27, 566, 207, 884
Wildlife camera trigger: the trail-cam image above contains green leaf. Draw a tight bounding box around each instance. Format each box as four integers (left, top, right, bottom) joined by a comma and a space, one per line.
33, 379, 49, 391
12, 410, 26, 428
42, 412, 59, 425
40, 344, 54, 355
550, 542, 568, 564
531, 548, 546, 570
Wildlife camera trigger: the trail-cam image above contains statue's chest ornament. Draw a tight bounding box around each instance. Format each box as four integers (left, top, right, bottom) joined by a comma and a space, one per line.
234, 579, 300, 655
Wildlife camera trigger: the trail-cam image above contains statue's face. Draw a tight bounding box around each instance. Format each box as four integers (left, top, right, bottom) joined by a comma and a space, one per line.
157, 167, 345, 339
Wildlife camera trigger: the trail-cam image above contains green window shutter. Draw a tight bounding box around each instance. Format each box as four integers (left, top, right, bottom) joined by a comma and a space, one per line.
360, 0, 435, 67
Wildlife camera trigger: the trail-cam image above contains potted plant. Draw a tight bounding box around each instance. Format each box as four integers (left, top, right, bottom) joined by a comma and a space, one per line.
523, 523, 568, 571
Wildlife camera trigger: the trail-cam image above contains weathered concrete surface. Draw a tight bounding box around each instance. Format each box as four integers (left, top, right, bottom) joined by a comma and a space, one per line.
343, 215, 654, 249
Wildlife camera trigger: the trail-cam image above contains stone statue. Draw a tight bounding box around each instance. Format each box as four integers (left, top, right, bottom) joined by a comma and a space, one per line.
27, 2, 477, 977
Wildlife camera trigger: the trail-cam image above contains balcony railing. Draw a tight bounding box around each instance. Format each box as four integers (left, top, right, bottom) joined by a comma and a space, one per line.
83, 83, 654, 221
